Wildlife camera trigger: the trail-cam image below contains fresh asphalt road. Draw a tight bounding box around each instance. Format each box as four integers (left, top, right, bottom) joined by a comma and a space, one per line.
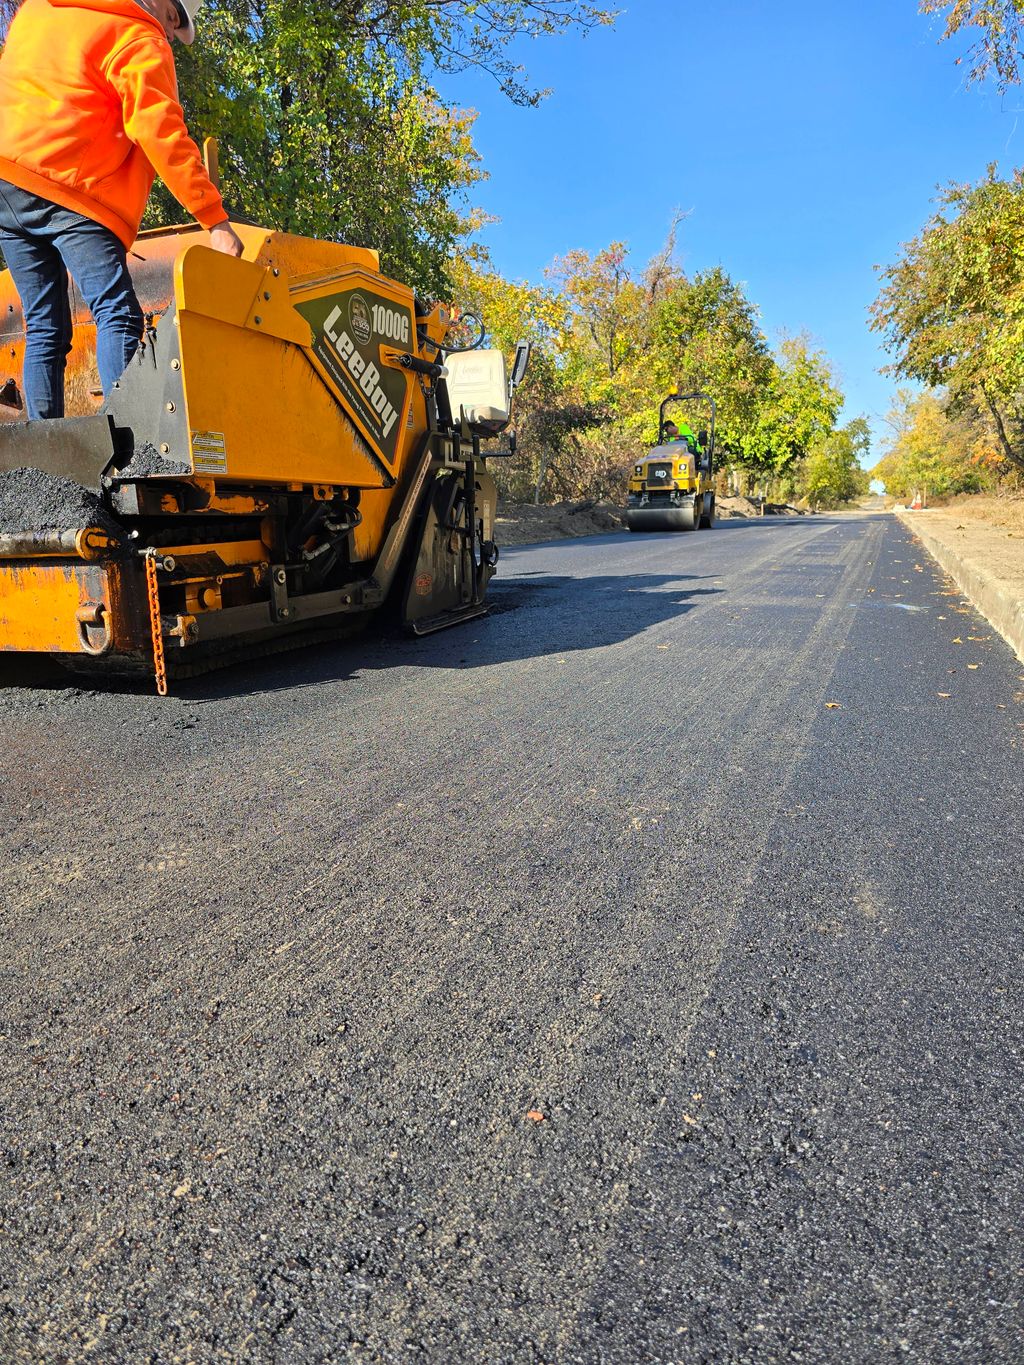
1, 513, 1022, 1363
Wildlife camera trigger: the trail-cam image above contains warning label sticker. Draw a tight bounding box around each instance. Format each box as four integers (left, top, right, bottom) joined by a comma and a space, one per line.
191, 430, 227, 474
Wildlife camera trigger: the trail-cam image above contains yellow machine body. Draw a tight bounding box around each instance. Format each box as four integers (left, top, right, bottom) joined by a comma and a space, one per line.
627, 448, 705, 497
624, 392, 718, 533
0, 221, 516, 689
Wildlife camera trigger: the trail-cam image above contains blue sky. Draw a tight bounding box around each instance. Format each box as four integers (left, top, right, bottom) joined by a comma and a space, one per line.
442, 0, 1021, 463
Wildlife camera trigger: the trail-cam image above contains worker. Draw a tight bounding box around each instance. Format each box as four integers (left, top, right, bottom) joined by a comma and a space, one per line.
663, 419, 701, 455
0, 0, 243, 420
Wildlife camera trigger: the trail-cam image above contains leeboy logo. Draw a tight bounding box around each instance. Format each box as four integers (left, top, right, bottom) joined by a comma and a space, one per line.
349, 294, 372, 345
295, 285, 413, 466
321, 303, 399, 441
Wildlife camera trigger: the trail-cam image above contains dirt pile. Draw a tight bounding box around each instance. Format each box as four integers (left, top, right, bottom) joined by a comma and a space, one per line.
0, 466, 122, 538
716, 495, 807, 518
494, 500, 626, 546
494, 495, 809, 545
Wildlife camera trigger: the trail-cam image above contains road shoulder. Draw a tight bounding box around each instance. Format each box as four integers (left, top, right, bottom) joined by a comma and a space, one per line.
896, 506, 1024, 662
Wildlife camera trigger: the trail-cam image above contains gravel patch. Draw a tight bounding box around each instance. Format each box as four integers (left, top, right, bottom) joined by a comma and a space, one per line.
114, 442, 191, 479
0, 466, 122, 538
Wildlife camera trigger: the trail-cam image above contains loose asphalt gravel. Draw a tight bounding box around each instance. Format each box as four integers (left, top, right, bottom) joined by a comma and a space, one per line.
1, 513, 1022, 1363
0, 467, 121, 538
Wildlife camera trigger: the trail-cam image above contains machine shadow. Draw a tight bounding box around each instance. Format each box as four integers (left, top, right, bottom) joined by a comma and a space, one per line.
181, 570, 724, 700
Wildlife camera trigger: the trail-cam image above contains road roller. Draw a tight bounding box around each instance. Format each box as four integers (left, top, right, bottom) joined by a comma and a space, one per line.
625, 391, 717, 533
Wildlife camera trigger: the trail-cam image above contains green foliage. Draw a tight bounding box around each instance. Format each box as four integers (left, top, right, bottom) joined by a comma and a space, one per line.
802, 420, 871, 508
871, 388, 998, 499
454, 233, 846, 504
920, 0, 1024, 87
739, 333, 843, 476
143, 0, 483, 296
871, 167, 1024, 472
448, 257, 597, 501
650, 268, 775, 453
2, 0, 615, 295
165, 0, 612, 294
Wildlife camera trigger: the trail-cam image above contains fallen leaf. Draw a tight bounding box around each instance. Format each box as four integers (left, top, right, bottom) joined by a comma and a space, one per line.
952, 637, 963, 644
172, 1179, 191, 1199
825, 701, 842, 709
968, 664, 981, 670
273, 941, 294, 955
681, 1113, 699, 1127
937, 693, 951, 699
526, 1110, 545, 1124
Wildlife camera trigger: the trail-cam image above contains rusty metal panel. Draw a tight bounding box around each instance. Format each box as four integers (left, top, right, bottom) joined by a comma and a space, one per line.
0, 557, 148, 657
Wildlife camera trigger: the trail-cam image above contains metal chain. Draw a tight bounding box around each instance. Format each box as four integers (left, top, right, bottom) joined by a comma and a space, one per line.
144, 554, 168, 697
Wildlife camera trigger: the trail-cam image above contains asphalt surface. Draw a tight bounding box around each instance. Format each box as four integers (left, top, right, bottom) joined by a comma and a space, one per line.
2, 513, 1022, 1363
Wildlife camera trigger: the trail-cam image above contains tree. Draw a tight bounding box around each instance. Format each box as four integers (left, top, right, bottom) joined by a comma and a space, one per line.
650, 267, 775, 455
449, 257, 612, 502
491, 235, 846, 503
741, 333, 843, 478
870, 167, 1024, 473
547, 241, 665, 392
802, 420, 871, 508
871, 388, 997, 498
0, 0, 617, 294
920, 0, 1024, 87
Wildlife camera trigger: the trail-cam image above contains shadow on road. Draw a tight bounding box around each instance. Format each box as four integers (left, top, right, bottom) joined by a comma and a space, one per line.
170, 571, 723, 701
0, 515, 877, 702
0, 567, 723, 702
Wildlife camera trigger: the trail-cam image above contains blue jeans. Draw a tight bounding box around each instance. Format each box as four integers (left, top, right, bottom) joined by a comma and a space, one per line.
0, 180, 143, 419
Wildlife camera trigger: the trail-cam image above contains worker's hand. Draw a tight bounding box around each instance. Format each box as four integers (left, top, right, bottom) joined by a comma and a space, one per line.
209, 221, 244, 257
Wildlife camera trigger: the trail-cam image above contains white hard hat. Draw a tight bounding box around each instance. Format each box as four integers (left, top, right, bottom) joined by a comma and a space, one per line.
172, 0, 201, 45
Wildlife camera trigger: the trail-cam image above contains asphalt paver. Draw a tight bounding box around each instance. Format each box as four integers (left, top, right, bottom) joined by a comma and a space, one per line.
1, 514, 1021, 1362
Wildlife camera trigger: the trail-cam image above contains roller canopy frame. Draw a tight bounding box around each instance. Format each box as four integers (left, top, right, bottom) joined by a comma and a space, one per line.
659, 391, 717, 474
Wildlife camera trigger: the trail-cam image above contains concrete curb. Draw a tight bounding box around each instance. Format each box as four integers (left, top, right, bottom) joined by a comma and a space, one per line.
895, 508, 1024, 664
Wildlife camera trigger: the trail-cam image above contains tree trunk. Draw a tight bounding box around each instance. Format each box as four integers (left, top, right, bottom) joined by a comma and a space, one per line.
981, 385, 1024, 472
533, 454, 549, 505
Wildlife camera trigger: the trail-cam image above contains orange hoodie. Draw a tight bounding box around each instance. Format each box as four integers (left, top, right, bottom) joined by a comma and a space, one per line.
0, 0, 225, 248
